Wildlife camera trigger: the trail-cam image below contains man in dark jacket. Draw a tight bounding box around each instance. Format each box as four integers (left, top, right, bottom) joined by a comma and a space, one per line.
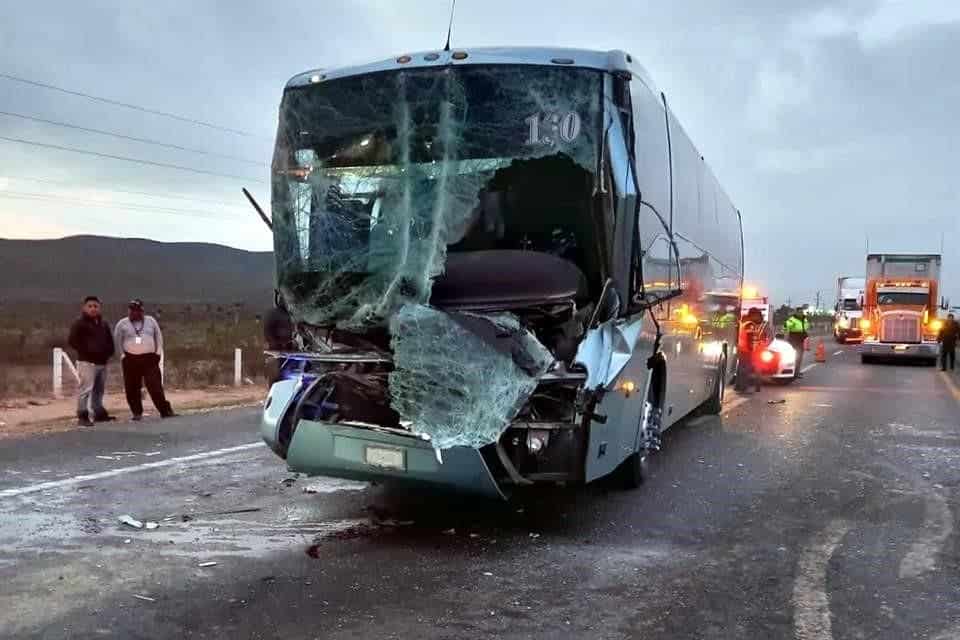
938, 313, 958, 371
68, 296, 116, 426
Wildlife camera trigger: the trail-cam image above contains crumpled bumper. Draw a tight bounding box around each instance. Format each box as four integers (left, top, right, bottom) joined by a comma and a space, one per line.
286, 420, 505, 499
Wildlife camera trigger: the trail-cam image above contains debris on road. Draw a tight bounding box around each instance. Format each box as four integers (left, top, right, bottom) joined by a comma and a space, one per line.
132, 594, 156, 603
376, 519, 415, 527
197, 562, 218, 568
529, 533, 541, 539
483, 572, 494, 576
767, 399, 787, 404
280, 476, 298, 487
118, 515, 159, 530
442, 528, 456, 535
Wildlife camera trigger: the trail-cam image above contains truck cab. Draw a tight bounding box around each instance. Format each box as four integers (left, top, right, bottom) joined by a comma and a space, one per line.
860, 254, 942, 364
834, 276, 865, 344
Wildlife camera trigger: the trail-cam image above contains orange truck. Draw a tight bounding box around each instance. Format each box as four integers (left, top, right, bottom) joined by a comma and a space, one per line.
860, 253, 944, 365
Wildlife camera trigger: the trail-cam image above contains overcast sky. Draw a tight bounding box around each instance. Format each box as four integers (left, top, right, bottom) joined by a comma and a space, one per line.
1, 0, 958, 306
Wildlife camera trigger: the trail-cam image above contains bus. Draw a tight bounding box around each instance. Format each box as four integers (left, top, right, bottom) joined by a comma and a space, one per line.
260, 47, 744, 497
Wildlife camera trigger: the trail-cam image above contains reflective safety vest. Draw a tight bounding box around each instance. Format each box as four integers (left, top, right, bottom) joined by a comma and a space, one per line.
784, 316, 807, 334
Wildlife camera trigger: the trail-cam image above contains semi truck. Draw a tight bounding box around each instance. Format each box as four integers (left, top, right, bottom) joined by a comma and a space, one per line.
860, 254, 943, 365
833, 276, 865, 343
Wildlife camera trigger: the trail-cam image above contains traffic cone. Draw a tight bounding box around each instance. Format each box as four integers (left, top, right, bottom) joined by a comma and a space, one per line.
815, 338, 826, 363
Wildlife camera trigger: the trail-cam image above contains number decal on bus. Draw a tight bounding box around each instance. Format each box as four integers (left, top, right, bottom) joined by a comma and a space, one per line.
525, 111, 581, 146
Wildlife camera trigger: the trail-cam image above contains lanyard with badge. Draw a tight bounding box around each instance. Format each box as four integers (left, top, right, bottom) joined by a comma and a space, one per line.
133, 320, 145, 345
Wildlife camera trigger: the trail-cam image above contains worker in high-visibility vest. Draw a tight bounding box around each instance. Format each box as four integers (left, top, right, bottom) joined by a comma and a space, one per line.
784, 308, 810, 378
736, 307, 766, 393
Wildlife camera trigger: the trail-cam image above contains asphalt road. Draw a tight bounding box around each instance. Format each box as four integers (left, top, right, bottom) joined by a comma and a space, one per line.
2, 343, 960, 639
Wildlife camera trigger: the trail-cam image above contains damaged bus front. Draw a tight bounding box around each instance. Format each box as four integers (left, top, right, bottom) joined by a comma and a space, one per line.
261, 48, 743, 497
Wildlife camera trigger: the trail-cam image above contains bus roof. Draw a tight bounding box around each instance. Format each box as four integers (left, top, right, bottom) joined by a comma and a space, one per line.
286, 47, 657, 92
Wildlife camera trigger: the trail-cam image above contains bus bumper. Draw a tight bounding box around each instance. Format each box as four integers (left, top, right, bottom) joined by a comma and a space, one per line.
285, 420, 506, 499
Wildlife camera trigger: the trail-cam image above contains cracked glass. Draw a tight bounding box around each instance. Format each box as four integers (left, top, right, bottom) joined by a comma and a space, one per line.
272, 65, 603, 329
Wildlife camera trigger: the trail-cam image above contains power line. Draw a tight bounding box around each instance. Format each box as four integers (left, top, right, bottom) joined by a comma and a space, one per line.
0, 134, 267, 183
0, 110, 268, 166
3, 175, 250, 209
0, 71, 263, 138
0, 189, 244, 221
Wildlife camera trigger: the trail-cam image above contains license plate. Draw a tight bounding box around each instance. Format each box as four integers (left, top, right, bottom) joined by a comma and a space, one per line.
893, 345, 909, 351
364, 445, 405, 471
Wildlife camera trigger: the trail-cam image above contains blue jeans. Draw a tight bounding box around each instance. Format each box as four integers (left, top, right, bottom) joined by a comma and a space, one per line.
77, 361, 107, 418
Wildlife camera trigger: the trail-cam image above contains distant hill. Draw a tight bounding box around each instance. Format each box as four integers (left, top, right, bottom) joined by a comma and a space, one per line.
0, 235, 274, 304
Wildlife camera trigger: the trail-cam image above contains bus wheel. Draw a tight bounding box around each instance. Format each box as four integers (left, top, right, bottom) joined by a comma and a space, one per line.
701, 354, 727, 415
614, 449, 648, 489
616, 396, 663, 490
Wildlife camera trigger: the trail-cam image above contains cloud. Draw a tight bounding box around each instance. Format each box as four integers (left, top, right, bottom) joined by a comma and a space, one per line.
1, 0, 958, 303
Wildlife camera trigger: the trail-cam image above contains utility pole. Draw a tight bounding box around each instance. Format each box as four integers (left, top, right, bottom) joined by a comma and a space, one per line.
815, 290, 821, 311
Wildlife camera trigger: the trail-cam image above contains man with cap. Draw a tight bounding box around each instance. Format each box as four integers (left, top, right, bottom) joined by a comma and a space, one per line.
114, 299, 174, 420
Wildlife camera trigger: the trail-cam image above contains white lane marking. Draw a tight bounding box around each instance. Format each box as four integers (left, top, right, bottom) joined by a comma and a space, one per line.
832, 351, 843, 356
793, 519, 851, 640
900, 486, 953, 579
0, 442, 265, 499
932, 624, 960, 640
801, 363, 819, 374
939, 371, 960, 403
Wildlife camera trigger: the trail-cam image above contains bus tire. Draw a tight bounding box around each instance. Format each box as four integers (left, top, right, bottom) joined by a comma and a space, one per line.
616, 362, 666, 490
861, 354, 873, 364
701, 353, 727, 415
613, 449, 647, 490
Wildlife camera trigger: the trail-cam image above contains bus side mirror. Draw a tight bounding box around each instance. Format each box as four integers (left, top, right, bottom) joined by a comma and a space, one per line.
589, 278, 622, 328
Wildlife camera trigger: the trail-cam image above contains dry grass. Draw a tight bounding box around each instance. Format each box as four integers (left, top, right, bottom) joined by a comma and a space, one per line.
0, 302, 271, 399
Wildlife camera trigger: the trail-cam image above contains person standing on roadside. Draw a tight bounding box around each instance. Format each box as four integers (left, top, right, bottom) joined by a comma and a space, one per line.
735, 307, 765, 393
114, 299, 174, 420
68, 296, 116, 426
784, 307, 810, 378
937, 313, 958, 372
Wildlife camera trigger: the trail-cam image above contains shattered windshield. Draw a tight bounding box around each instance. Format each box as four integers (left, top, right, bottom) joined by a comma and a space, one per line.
272, 65, 603, 329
